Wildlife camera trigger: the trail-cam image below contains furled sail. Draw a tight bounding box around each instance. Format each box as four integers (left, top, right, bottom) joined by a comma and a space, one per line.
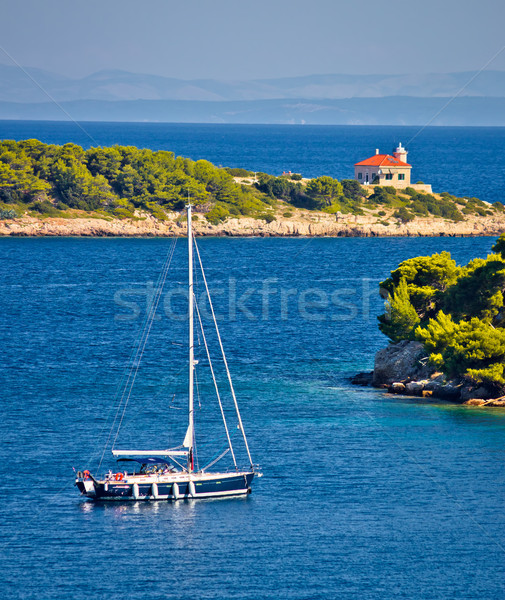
183, 423, 193, 449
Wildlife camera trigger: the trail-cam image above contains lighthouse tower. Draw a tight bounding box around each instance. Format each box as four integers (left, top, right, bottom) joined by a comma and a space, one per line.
393, 142, 408, 164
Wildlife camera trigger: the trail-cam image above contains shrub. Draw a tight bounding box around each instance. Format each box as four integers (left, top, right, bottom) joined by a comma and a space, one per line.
367, 186, 398, 205
205, 204, 230, 224
393, 207, 415, 223
321, 203, 341, 214
224, 167, 253, 177
0, 208, 18, 219
341, 179, 366, 202
255, 173, 302, 202
290, 173, 302, 181
283, 211, 294, 217
30, 200, 60, 217
113, 207, 135, 219
259, 213, 276, 223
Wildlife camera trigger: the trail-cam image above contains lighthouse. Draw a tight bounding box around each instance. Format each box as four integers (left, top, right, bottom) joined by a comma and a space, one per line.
393, 142, 408, 164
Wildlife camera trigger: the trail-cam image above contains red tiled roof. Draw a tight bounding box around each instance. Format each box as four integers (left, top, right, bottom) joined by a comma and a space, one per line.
355, 154, 411, 167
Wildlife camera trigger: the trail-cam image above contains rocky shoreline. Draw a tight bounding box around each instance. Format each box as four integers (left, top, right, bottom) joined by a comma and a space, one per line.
352, 340, 505, 407
1, 210, 505, 238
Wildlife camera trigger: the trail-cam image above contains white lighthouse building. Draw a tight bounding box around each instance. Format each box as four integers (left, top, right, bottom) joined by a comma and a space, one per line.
354, 143, 432, 192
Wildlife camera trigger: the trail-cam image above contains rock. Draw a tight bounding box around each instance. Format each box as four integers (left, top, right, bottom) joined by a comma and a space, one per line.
422, 390, 433, 398
350, 372, 373, 386
460, 385, 492, 401
487, 399, 505, 407
463, 398, 487, 406
389, 382, 406, 394
373, 341, 426, 385
2, 208, 505, 238
405, 381, 425, 396
424, 374, 446, 390
436, 384, 461, 401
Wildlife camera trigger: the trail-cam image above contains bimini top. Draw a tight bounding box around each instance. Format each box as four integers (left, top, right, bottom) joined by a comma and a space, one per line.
116, 457, 175, 466
355, 154, 411, 168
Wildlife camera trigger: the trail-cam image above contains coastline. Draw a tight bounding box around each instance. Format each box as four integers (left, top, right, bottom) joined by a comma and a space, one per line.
353, 341, 505, 408
2, 210, 505, 238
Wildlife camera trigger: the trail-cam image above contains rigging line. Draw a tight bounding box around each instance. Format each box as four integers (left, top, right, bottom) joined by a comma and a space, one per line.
110, 237, 178, 452
194, 358, 202, 410
98, 237, 178, 468
92, 237, 178, 470
202, 448, 230, 472
113, 362, 187, 434
200, 428, 239, 471
304, 353, 505, 558
194, 238, 254, 468
107, 325, 190, 430
0, 46, 98, 146
193, 363, 200, 470
96, 237, 178, 468
194, 296, 238, 469
406, 43, 505, 147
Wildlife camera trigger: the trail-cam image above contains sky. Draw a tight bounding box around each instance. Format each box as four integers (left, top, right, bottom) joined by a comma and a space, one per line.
0, 0, 504, 80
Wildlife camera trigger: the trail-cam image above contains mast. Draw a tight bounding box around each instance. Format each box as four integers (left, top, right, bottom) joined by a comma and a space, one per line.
185, 203, 194, 472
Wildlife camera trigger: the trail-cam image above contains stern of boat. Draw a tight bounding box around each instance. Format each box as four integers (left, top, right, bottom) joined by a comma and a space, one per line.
75, 471, 98, 498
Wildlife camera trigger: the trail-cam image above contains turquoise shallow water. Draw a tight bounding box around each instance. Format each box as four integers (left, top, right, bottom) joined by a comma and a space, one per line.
1, 236, 504, 599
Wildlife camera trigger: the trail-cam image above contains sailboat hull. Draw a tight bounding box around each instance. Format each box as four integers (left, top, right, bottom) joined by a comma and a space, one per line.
76, 472, 255, 502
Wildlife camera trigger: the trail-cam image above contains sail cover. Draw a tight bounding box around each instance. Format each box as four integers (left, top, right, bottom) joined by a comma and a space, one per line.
183, 424, 193, 448
112, 449, 188, 457
116, 457, 175, 466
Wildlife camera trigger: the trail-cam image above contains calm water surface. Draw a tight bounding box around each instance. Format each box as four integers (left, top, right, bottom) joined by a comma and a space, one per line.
1, 236, 504, 599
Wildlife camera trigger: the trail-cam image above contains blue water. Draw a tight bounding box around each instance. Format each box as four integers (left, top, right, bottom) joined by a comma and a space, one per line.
1, 121, 505, 204
1, 236, 504, 599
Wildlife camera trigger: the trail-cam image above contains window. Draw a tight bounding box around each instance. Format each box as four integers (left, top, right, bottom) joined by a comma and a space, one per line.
358, 172, 362, 179
398, 173, 405, 181
385, 173, 393, 180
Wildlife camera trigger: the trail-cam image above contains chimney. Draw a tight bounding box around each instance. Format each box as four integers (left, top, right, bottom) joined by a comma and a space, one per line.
375, 149, 379, 155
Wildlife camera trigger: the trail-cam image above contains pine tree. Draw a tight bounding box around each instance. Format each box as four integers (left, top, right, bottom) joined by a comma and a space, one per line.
378, 278, 420, 342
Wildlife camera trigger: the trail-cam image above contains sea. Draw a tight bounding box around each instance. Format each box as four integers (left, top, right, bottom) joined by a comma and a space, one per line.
1, 122, 505, 600
0, 120, 505, 203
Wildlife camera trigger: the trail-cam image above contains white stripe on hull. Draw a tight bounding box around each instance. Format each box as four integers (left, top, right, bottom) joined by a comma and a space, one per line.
90, 488, 250, 501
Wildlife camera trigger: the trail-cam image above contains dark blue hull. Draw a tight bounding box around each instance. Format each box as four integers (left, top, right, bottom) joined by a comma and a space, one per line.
76, 472, 255, 501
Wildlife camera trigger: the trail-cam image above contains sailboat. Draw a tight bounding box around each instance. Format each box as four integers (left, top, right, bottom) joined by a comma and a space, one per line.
75, 204, 258, 501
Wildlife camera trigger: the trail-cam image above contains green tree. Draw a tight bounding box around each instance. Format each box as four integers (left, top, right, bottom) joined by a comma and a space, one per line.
205, 203, 230, 224
492, 233, 505, 257
393, 206, 415, 223
416, 312, 505, 386
378, 278, 420, 342
341, 179, 365, 202
306, 176, 343, 207
380, 251, 460, 319
442, 254, 505, 322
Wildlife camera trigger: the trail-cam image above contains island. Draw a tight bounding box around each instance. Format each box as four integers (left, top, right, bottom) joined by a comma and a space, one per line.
1, 139, 505, 237
353, 235, 505, 407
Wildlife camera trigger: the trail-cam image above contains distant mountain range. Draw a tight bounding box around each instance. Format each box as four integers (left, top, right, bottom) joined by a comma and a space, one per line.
1, 65, 505, 124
